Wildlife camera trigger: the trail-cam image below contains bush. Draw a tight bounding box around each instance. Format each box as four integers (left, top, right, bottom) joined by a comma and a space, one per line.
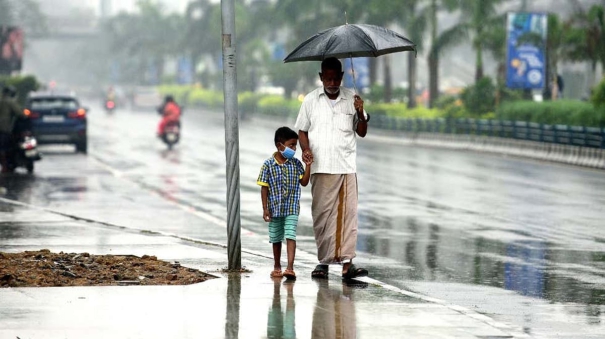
592, 76, 605, 108
157, 85, 193, 105
188, 88, 224, 108
238, 91, 264, 115
365, 84, 407, 103
257, 95, 300, 118
461, 77, 496, 117
497, 100, 604, 127
0, 75, 40, 105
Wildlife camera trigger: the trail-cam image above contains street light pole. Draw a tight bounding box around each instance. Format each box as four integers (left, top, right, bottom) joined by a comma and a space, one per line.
221, 0, 241, 270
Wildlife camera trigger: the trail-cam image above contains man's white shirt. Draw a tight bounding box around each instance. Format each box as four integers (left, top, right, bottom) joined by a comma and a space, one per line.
294, 86, 367, 175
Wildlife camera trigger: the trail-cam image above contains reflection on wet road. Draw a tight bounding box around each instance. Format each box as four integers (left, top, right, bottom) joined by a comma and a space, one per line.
2, 106, 605, 337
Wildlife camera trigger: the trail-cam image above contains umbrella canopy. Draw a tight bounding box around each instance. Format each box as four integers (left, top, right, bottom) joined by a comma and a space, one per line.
283, 23, 416, 63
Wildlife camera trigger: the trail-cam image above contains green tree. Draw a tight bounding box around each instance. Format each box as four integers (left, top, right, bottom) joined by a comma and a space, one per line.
102, 0, 185, 85
402, 1, 427, 108
271, 0, 344, 97
427, 0, 458, 108
565, 3, 605, 84
438, 0, 504, 83
183, 0, 221, 87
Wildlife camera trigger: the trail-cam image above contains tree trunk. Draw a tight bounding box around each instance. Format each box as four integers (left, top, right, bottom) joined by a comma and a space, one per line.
408, 53, 417, 108
369, 58, 377, 87
428, 52, 439, 108
495, 62, 505, 107
475, 47, 484, 82
428, 0, 439, 108
383, 56, 392, 103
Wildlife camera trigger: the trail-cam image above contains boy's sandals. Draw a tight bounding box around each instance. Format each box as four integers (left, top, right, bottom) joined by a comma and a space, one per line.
283, 269, 296, 281
311, 264, 329, 279
270, 269, 283, 278
342, 264, 368, 280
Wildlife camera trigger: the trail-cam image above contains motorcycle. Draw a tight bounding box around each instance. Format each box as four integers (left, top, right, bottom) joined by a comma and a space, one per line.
8, 117, 41, 174
161, 121, 180, 150
157, 104, 183, 150
105, 99, 116, 113
9, 133, 41, 174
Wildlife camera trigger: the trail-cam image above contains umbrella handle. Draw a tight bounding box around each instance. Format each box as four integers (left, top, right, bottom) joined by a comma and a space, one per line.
350, 56, 358, 95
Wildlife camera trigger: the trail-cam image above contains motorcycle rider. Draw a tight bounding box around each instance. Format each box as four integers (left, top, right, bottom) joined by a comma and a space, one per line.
157, 95, 181, 137
0, 85, 25, 173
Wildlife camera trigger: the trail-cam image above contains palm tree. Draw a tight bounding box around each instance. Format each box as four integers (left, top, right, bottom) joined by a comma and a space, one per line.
401, 0, 427, 108
437, 0, 504, 83
272, 0, 345, 97
102, 0, 184, 85
427, 0, 458, 108
184, 0, 221, 85
565, 3, 605, 85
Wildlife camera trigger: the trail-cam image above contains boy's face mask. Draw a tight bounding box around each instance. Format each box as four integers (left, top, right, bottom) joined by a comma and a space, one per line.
280, 143, 296, 159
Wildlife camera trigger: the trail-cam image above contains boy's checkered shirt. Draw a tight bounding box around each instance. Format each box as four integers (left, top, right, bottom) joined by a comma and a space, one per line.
257, 154, 305, 217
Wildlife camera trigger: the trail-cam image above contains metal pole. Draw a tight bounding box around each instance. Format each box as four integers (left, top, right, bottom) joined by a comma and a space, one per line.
99, 0, 111, 18
221, 0, 242, 270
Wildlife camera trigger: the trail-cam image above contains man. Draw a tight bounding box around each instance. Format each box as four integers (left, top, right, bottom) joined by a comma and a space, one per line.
157, 95, 181, 136
0, 85, 24, 173
294, 57, 370, 280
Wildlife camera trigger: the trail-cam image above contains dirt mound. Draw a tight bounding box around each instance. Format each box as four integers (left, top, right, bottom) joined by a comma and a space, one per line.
0, 249, 215, 287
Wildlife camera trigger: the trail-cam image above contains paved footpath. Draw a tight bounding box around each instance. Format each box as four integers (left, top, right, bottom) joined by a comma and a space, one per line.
0, 196, 529, 339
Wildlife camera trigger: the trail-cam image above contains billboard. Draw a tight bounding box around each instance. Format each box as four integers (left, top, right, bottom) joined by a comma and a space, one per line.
505, 12, 547, 89
343, 57, 369, 92
0, 26, 23, 74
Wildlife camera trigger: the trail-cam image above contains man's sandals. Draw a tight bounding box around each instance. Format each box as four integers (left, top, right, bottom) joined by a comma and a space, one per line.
342, 264, 368, 280
311, 264, 369, 280
311, 264, 329, 279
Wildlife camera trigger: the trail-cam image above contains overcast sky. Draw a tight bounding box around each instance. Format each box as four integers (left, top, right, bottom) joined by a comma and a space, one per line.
39, 0, 192, 17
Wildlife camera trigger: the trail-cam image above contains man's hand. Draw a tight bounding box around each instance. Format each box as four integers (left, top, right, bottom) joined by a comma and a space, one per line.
354, 95, 364, 115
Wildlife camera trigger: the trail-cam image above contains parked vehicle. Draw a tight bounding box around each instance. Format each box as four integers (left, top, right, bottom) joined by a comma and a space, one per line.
25, 92, 88, 153
7, 115, 41, 173
9, 134, 41, 173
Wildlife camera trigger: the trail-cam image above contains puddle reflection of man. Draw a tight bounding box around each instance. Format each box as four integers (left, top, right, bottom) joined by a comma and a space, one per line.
311, 280, 359, 339
267, 279, 296, 339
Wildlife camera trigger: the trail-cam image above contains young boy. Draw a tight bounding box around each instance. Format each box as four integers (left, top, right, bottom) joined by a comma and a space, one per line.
257, 126, 312, 280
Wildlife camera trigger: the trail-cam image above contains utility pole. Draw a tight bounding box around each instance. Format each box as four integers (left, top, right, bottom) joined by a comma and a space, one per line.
221, 0, 241, 270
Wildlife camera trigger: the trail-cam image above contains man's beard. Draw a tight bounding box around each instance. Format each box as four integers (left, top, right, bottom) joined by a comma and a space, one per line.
325, 87, 340, 95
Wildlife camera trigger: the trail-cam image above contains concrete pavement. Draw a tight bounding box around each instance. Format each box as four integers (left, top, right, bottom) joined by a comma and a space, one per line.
0, 200, 528, 339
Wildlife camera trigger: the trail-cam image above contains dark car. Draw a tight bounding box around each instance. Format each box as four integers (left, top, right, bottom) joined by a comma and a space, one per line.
25, 92, 88, 153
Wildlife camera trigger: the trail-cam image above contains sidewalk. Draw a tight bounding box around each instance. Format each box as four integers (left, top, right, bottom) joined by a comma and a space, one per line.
0, 201, 526, 339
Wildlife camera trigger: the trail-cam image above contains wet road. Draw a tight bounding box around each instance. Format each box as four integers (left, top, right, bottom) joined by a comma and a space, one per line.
2, 104, 605, 338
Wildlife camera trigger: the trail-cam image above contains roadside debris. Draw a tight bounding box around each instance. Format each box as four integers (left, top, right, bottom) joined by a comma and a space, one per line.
0, 249, 215, 287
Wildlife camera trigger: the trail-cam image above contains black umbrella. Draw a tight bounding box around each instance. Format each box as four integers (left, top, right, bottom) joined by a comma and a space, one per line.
284, 24, 415, 62
283, 23, 415, 91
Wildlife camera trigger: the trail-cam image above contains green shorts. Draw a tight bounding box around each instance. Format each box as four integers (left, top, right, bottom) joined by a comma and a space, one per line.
268, 215, 298, 243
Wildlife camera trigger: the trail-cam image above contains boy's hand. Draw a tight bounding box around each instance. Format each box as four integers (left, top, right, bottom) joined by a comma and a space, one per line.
304, 156, 313, 166
302, 149, 313, 163
263, 209, 271, 222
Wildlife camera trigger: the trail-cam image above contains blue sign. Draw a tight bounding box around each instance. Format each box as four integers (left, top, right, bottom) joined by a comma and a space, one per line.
177, 56, 193, 84
343, 57, 369, 92
506, 12, 547, 89
272, 43, 286, 61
